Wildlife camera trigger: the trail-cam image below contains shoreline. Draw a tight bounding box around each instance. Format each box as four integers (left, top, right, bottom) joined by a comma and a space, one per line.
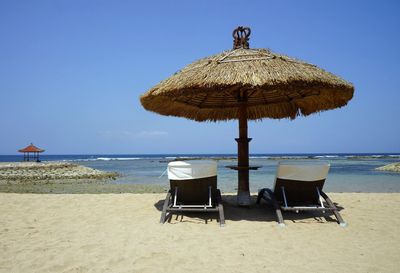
0, 183, 167, 194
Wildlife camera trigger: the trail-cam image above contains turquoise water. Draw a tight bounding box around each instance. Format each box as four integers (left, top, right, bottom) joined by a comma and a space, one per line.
1, 154, 399, 192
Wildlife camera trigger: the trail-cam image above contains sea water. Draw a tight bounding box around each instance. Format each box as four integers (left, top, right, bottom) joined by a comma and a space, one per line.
1, 154, 399, 193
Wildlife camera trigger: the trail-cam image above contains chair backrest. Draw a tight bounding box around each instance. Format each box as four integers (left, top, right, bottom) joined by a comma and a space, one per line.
273, 161, 330, 204
168, 160, 218, 205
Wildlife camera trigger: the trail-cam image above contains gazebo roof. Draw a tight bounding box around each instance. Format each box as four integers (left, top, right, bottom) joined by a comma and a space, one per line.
18, 143, 45, 153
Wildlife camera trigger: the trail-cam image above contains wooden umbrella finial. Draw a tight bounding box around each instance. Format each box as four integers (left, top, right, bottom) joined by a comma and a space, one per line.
233, 26, 251, 49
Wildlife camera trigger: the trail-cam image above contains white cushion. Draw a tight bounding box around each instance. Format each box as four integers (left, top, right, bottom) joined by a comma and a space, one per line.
167, 160, 217, 180
273, 161, 330, 189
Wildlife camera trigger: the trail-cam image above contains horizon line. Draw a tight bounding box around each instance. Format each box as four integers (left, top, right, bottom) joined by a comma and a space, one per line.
1, 152, 400, 156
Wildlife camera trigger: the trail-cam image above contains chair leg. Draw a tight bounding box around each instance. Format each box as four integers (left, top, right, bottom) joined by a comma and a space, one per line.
256, 188, 267, 204
160, 190, 172, 224
218, 203, 225, 227
320, 191, 347, 227
275, 208, 285, 227
216, 189, 225, 227
265, 189, 285, 227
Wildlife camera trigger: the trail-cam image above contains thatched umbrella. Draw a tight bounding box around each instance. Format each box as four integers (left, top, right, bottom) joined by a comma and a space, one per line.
140, 26, 354, 206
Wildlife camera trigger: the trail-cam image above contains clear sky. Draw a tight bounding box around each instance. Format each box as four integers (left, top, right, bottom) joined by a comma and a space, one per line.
0, 0, 399, 155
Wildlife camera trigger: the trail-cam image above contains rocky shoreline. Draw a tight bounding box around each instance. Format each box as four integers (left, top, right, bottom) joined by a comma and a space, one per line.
0, 161, 119, 184
376, 162, 400, 173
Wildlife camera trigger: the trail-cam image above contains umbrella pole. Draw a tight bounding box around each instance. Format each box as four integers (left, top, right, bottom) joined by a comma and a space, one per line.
236, 92, 251, 206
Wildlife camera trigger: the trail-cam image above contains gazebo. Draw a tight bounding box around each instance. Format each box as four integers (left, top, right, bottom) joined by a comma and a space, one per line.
18, 143, 45, 162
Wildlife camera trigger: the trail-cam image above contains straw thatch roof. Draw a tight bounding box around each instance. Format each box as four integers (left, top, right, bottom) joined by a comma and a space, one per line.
140, 48, 354, 121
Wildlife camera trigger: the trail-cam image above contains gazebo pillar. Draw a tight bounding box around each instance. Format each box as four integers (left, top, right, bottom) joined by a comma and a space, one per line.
236, 91, 251, 206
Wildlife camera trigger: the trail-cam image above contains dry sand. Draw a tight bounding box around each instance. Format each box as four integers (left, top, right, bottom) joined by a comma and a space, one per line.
1, 193, 399, 273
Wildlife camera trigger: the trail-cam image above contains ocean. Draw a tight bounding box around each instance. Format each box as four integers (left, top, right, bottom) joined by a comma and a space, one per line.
1, 154, 400, 193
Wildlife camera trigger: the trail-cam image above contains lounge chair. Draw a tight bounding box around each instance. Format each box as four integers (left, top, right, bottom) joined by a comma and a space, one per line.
256, 161, 346, 227
160, 160, 225, 227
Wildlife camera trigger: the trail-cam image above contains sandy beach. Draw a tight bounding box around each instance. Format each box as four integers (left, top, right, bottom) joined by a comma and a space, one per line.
1, 193, 399, 273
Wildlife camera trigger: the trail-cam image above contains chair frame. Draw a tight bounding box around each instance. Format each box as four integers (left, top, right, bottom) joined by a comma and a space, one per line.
160, 176, 225, 227
257, 177, 347, 227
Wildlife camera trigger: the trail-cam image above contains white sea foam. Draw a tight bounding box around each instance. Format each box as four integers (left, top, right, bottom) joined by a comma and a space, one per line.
61, 159, 92, 162
62, 157, 141, 162
96, 157, 141, 161
271, 156, 310, 159
345, 154, 400, 159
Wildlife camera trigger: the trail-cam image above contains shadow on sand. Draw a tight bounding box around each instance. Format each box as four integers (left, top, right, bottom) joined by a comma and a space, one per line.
154, 193, 345, 226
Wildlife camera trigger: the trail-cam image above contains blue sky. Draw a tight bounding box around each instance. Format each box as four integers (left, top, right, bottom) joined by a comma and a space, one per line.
0, 0, 399, 154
